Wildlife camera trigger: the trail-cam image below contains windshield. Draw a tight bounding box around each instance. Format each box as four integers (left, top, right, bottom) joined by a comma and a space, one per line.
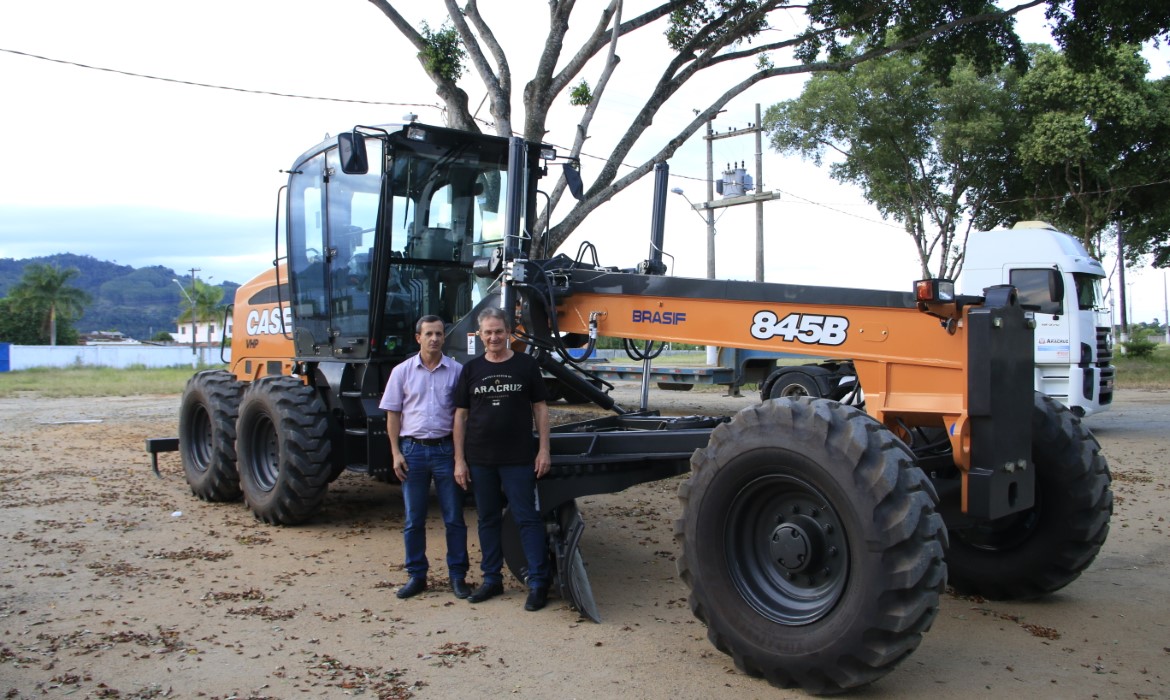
285, 127, 524, 359
1073, 273, 1105, 311
381, 137, 511, 342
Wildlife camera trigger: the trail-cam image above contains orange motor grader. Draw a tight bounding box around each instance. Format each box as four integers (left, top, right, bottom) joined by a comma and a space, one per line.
153, 122, 1110, 694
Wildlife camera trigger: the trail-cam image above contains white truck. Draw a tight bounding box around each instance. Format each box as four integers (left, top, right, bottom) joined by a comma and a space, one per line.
959, 221, 1114, 417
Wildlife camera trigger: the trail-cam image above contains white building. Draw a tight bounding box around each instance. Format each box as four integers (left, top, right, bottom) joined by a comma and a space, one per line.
173, 317, 233, 346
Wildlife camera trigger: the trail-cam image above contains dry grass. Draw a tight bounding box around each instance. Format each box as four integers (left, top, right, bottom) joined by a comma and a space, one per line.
1114, 343, 1170, 390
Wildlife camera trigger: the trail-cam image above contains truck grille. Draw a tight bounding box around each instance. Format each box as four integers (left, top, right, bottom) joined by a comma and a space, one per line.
1096, 327, 1114, 405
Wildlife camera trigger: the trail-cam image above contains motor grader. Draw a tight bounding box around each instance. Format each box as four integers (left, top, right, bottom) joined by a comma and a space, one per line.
153, 121, 1111, 694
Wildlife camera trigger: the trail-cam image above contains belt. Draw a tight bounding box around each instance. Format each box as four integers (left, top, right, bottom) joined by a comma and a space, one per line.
404, 435, 451, 447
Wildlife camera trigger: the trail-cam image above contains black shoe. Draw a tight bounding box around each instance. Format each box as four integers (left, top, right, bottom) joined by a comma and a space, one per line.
396, 577, 427, 599
524, 586, 549, 612
451, 578, 471, 599
467, 581, 503, 603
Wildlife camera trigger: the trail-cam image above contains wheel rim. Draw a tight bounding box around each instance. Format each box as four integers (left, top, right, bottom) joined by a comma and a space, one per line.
188, 404, 213, 473
779, 384, 810, 398
245, 413, 280, 492
725, 474, 849, 625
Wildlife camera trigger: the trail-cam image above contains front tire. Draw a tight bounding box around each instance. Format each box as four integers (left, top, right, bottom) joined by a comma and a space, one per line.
179, 370, 243, 501
945, 393, 1111, 599
235, 376, 332, 525
677, 398, 946, 694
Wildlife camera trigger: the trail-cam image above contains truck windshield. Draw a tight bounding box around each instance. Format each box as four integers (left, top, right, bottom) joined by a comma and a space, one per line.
1073, 273, 1105, 311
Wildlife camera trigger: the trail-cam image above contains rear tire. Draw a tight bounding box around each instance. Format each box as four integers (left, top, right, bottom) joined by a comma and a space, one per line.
235, 376, 332, 525
945, 393, 1111, 599
179, 370, 243, 502
762, 372, 822, 401
677, 398, 946, 694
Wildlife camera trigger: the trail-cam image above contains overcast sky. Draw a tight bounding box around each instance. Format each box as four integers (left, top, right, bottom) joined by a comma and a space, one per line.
1, 1, 1166, 322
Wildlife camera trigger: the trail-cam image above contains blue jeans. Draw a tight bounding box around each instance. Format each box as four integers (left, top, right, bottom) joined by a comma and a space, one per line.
470, 464, 549, 589
401, 438, 468, 580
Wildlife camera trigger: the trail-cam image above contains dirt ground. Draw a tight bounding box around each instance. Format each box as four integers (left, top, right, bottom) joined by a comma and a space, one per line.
1, 386, 1168, 700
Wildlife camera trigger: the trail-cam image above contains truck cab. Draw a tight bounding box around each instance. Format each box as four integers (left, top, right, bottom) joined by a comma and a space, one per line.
959, 221, 1114, 417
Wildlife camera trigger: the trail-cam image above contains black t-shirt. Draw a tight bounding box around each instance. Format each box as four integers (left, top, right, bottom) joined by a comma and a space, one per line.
455, 352, 548, 466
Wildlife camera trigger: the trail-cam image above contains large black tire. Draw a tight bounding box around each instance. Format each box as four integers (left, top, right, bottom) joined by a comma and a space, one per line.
235, 376, 332, 525
762, 371, 823, 401
179, 370, 243, 502
945, 393, 1111, 600
677, 398, 947, 694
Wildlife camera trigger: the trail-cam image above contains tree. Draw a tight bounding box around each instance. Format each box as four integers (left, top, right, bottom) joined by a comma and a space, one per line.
7, 263, 90, 346
0, 298, 50, 345
368, 0, 1170, 258
177, 280, 226, 348
762, 48, 1021, 278
1010, 45, 1170, 261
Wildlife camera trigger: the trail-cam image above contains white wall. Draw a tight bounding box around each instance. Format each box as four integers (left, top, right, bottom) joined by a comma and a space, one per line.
5, 344, 229, 370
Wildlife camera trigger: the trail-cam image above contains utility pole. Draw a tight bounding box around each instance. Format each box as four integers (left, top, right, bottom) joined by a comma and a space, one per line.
1117, 230, 1128, 348
702, 104, 781, 283
754, 103, 764, 283
188, 267, 200, 361
704, 118, 716, 280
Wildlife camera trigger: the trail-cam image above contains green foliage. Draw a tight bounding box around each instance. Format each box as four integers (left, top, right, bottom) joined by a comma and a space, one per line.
1047, 1, 1170, 71
419, 21, 465, 82
1113, 339, 1170, 388
666, 0, 767, 52
6, 263, 90, 346
152, 331, 175, 342
0, 297, 61, 344
569, 79, 593, 107
0, 255, 241, 341
1008, 44, 1170, 260
764, 46, 1020, 278
1121, 327, 1159, 358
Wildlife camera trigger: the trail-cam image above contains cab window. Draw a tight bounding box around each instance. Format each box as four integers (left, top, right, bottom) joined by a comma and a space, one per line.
1010, 268, 1063, 315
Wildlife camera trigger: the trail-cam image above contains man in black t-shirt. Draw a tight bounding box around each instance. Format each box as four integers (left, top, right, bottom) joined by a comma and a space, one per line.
453, 307, 552, 612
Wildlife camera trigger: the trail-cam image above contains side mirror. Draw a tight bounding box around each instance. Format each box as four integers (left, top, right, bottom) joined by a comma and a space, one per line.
1049, 268, 1065, 304
562, 162, 584, 201
338, 132, 368, 174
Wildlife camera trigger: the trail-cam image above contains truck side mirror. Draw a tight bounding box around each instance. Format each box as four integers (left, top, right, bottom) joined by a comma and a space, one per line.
339, 132, 368, 175
1049, 268, 1064, 304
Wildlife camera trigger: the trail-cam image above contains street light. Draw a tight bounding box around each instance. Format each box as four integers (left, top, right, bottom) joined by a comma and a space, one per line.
670, 187, 712, 227
173, 279, 196, 357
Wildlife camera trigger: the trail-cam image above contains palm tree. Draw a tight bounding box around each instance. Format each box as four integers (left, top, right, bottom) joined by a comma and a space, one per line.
177, 280, 226, 349
9, 263, 91, 346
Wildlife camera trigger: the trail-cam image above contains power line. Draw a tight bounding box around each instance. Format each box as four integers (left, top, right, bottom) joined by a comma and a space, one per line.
771, 188, 904, 229
21, 45, 1160, 231
0, 46, 440, 109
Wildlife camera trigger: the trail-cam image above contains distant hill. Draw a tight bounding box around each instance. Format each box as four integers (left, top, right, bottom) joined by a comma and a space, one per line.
0, 254, 241, 341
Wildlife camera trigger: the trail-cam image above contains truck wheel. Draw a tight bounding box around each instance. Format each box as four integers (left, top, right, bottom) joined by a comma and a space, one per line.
235, 376, 332, 525
677, 398, 946, 694
945, 393, 1111, 599
179, 370, 243, 502
762, 372, 822, 401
